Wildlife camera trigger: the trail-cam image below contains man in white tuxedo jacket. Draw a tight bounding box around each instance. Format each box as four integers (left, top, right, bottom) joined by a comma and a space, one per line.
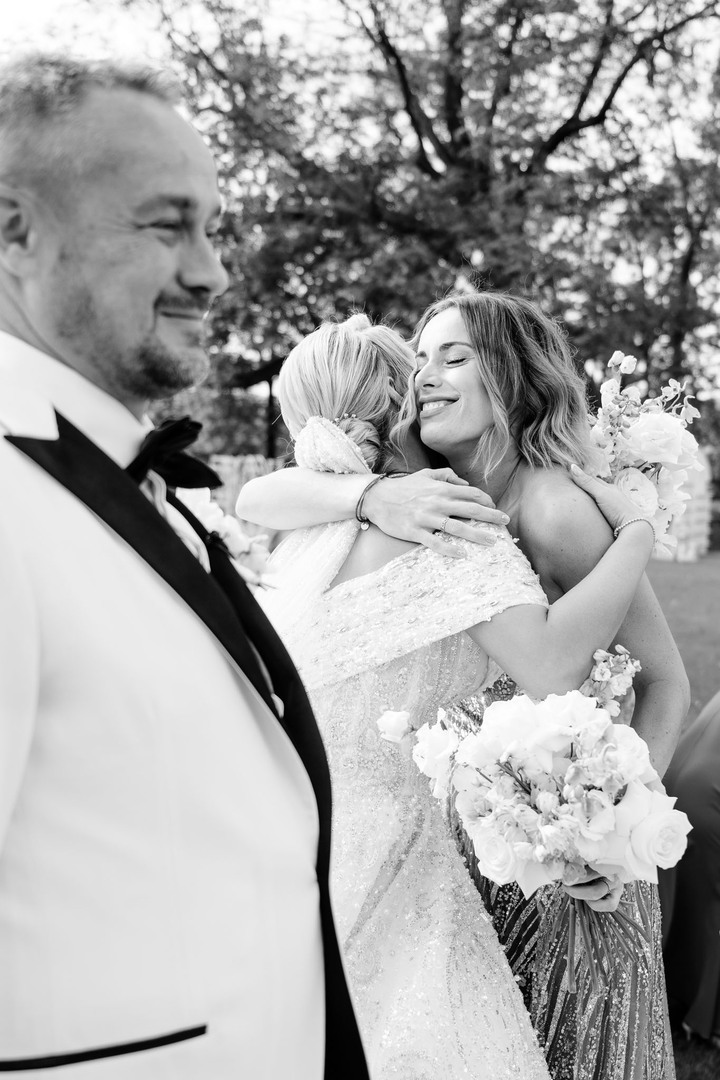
0, 54, 368, 1078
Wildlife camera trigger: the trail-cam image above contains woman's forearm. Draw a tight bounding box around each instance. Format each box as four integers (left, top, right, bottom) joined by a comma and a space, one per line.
237, 467, 507, 549
236, 468, 368, 528
477, 522, 654, 697
543, 521, 654, 667
632, 677, 690, 777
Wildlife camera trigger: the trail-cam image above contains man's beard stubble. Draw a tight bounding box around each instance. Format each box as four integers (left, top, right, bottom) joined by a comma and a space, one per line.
54, 280, 211, 403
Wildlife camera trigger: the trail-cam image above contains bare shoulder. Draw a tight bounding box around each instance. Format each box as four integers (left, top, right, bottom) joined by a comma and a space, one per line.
515, 467, 613, 594
518, 467, 609, 546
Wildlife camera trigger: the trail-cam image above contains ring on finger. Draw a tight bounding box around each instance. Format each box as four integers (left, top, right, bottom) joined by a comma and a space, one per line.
440, 516, 450, 534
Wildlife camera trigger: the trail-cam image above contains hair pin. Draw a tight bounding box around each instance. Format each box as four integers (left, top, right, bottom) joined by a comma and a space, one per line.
332, 413, 358, 424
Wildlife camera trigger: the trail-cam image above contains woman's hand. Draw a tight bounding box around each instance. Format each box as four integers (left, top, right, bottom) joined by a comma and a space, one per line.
569, 466, 654, 542
563, 873, 624, 913
362, 468, 510, 557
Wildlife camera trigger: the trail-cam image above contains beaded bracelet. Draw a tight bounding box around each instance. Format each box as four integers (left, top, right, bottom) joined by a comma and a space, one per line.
613, 516, 656, 545
355, 473, 388, 530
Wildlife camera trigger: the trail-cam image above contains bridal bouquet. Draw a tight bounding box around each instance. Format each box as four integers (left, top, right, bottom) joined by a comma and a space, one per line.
412, 647, 692, 991
589, 351, 701, 557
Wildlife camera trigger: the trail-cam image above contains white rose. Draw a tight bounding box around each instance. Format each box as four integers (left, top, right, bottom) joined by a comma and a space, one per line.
629, 793, 692, 870
481, 695, 539, 744
605, 725, 657, 784
469, 823, 519, 886
609, 780, 657, 881
614, 468, 659, 516
377, 710, 412, 744
485, 693, 576, 773
622, 412, 685, 466
455, 729, 506, 772
676, 427, 701, 472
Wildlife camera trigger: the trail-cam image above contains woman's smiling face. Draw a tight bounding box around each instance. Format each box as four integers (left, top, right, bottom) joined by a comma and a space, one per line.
414, 306, 495, 459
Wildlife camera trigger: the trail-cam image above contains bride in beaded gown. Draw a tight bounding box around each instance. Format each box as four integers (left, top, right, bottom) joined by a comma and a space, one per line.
253, 315, 655, 1080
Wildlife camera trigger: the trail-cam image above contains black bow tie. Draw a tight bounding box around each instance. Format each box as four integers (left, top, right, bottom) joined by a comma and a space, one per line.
126, 416, 222, 489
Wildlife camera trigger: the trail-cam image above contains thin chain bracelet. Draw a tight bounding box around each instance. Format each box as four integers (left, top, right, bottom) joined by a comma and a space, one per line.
613, 516, 656, 545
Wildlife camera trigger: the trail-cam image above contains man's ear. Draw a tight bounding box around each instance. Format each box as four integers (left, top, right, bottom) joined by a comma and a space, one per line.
0, 183, 38, 275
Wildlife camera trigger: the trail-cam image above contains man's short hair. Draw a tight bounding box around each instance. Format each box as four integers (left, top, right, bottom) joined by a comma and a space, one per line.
0, 52, 182, 196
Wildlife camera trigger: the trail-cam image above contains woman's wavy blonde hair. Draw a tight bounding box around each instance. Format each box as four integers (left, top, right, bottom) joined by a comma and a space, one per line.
393, 291, 596, 478
277, 313, 415, 472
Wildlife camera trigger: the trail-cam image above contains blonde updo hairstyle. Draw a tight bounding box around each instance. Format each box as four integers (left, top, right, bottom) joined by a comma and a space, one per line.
278, 313, 415, 472
395, 291, 596, 477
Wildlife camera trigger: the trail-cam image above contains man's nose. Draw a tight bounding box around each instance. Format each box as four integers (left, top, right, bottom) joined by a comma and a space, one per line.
179, 233, 229, 299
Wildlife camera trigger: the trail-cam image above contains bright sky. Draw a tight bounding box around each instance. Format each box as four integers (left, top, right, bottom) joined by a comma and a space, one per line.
2, 0, 344, 56
3, 0, 164, 56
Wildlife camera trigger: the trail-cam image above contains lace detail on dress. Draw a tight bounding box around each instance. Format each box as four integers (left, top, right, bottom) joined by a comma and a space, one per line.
279, 527, 546, 691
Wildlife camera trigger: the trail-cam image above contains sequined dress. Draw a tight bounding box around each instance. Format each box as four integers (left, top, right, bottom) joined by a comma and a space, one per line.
262, 524, 552, 1080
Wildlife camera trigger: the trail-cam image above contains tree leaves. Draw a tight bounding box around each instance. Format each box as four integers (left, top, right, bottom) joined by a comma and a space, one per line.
139, 0, 720, 458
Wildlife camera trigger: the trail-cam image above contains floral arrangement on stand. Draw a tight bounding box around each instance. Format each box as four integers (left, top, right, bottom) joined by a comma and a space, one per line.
410, 647, 692, 992
589, 350, 701, 557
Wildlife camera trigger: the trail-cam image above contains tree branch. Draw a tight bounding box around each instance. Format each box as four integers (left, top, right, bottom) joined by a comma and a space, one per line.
527, 2, 720, 174
339, 0, 452, 173
442, 0, 471, 154
486, 7, 526, 131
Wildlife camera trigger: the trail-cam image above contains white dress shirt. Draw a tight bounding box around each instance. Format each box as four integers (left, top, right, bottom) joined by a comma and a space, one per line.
0, 332, 325, 1078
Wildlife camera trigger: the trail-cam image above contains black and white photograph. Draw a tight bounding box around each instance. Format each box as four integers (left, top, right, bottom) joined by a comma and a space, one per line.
1, 2, 719, 1077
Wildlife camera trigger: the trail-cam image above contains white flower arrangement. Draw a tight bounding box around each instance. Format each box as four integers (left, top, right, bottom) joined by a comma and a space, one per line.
412, 647, 691, 991
589, 351, 701, 557
176, 487, 275, 589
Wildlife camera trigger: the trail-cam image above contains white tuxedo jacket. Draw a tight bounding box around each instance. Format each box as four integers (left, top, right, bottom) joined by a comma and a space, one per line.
0, 341, 367, 1078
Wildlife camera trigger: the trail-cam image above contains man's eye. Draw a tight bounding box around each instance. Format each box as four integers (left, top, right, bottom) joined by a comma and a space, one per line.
150, 220, 183, 231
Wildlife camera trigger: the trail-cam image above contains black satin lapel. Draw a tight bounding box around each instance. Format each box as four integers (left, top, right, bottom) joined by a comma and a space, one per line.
5, 413, 276, 713
166, 494, 333, 816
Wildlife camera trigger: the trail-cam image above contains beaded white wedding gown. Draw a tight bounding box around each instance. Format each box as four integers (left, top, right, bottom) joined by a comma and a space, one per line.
260, 419, 551, 1080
